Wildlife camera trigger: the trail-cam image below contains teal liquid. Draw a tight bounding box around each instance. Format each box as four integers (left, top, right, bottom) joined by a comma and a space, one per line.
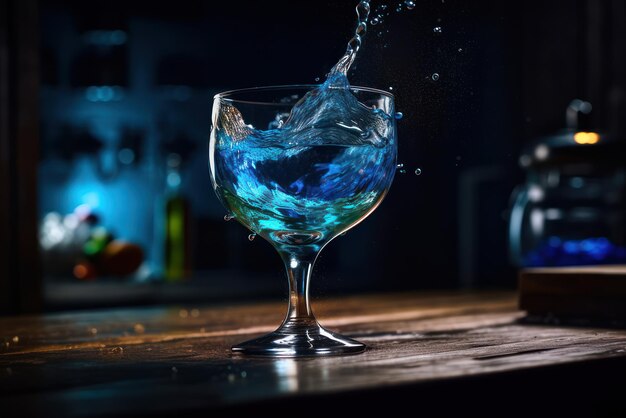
211, 1, 397, 248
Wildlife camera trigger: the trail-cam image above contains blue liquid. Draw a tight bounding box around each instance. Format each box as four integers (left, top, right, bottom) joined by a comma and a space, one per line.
523, 237, 626, 267
211, 74, 397, 247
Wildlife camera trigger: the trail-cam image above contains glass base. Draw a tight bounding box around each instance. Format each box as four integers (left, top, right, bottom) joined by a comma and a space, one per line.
232, 319, 365, 357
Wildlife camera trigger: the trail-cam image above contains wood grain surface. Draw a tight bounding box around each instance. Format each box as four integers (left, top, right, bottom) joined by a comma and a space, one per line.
520, 265, 626, 320
1, 292, 625, 417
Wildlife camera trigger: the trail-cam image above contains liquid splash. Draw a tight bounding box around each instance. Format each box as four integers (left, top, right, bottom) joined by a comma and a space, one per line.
213, 77, 396, 244
211, 1, 398, 246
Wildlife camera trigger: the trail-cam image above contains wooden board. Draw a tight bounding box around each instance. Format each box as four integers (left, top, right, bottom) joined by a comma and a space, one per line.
1, 291, 626, 417
519, 265, 626, 321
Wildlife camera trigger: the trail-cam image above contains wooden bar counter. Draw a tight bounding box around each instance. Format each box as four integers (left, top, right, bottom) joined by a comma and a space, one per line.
1, 292, 625, 417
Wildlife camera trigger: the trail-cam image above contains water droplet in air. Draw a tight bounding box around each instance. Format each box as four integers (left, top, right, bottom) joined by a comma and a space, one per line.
394, 112, 403, 120
388, 86, 394, 91
405, 0, 416, 10
399, 169, 406, 174
458, 48, 463, 52
415, 168, 422, 176
377, 4, 388, 11
433, 26, 442, 33
370, 17, 380, 25
314, 77, 320, 82
224, 214, 233, 221
248, 233, 257, 241
396, 163, 404, 169
431, 73, 440, 81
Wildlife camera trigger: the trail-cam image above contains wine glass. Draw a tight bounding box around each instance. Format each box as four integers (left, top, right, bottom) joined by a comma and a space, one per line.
209, 83, 397, 356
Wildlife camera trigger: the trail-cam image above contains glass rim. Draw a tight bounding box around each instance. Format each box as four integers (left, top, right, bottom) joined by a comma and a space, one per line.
214, 84, 394, 105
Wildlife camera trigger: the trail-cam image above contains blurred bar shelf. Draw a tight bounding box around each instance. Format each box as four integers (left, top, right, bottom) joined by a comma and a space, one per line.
43, 270, 280, 310
2, 291, 626, 416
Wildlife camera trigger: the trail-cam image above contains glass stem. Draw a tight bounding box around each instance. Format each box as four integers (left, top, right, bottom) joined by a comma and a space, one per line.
279, 250, 318, 325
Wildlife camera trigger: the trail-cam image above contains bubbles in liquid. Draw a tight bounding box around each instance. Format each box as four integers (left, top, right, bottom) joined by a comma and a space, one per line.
394, 112, 403, 120
370, 17, 380, 25
405, 0, 416, 10
224, 214, 234, 221
431, 73, 440, 81
415, 168, 422, 176
433, 26, 442, 33
248, 233, 257, 241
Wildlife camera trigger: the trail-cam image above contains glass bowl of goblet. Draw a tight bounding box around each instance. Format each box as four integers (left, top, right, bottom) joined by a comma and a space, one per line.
209, 83, 397, 356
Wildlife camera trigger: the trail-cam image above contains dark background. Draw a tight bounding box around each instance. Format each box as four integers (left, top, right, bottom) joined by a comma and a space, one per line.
1, 0, 625, 313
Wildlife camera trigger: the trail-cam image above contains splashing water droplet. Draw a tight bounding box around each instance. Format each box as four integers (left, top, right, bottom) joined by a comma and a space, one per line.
405, 0, 416, 9
431, 73, 440, 81
433, 26, 442, 33
388, 86, 394, 91
396, 163, 404, 169
370, 17, 380, 25
458, 48, 463, 52
394, 112, 403, 120
224, 214, 233, 221
248, 233, 257, 241
415, 168, 422, 176
314, 77, 320, 82
399, 169, 406, 174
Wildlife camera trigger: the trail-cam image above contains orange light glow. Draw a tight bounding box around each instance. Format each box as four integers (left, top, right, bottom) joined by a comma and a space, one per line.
73, 263, 95, 280
574, 131, 600, 145
73, 264, 88, 279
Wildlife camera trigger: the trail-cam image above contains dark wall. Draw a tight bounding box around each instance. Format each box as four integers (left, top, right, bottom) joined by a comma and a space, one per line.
34, 0, 626, 303
0, 0, 42, 314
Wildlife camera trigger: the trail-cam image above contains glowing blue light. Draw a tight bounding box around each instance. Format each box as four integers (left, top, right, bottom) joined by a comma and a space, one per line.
82, 192, 101, 209
523, 237, 626, 267
167, 172, 181, 188
84, 86, 125, 102
118, 148, 135, 165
